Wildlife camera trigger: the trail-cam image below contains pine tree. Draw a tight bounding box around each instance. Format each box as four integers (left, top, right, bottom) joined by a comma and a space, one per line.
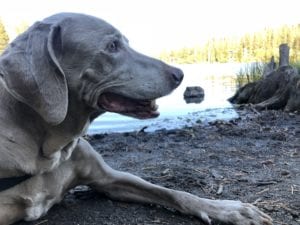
0, 19, 9, 54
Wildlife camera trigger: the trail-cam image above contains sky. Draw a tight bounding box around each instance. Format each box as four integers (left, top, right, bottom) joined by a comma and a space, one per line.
0, 0, 299, 56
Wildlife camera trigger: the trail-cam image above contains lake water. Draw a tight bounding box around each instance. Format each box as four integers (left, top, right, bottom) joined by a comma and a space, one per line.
88, 63, 242, 134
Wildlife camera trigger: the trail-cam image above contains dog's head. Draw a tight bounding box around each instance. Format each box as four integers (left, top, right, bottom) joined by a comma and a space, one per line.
0, 13, 183, 124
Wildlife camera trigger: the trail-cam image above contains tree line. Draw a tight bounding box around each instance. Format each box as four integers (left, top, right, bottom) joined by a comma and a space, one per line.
159, 24, 300, 64
1, 19, 300, 64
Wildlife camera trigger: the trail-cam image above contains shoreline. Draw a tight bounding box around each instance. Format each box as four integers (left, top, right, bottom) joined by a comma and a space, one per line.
17, 109, 300, 225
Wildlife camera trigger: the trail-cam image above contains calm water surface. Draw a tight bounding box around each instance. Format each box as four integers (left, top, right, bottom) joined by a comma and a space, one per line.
88, 63, 241, 134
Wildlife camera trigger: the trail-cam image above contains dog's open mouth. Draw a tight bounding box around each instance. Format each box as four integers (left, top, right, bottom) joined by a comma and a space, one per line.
98, 93, 159, 119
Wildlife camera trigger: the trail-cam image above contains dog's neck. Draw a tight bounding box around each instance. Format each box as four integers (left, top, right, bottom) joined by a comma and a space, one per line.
40, 93, 98, 158
0, 85, 102, 177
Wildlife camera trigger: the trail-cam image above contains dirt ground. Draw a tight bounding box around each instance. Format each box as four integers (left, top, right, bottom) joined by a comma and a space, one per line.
17, 108, 299, 225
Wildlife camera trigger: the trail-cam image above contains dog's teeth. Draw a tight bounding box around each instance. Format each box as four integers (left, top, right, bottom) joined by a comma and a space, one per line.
150, 101, 158, 110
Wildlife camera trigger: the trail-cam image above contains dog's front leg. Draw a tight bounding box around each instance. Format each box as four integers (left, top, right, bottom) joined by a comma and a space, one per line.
79, 139, 273, 225
90, 170, 273, 225
0, 138, 272, 225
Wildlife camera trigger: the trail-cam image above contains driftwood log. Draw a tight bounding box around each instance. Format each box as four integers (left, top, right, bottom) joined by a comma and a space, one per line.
229, 44, 300, 111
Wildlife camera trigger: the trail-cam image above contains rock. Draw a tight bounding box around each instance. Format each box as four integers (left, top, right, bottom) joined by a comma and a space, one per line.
183, 86, 204, 104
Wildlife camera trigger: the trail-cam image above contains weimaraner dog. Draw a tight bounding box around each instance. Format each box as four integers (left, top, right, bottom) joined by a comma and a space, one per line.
0, 13, 272, 225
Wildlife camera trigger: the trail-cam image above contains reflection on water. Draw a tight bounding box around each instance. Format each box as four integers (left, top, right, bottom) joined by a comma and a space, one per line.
88, 63, 241, 134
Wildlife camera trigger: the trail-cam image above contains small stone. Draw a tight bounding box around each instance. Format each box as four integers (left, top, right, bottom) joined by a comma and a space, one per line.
280, 169, 290, 176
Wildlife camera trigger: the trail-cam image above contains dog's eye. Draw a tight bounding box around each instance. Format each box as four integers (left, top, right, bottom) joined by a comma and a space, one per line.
107, 41, 118, 52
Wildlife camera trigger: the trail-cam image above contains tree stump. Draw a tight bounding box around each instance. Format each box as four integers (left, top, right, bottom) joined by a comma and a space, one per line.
262, 56, 276, 78
229, 44, 300, 111
279, 43, 289, 67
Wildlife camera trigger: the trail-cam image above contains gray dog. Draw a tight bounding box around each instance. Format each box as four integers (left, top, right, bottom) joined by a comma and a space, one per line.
0, 13, 272, 225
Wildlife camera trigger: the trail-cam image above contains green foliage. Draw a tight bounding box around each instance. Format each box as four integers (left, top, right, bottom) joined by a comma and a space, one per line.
236, 61, 300, 88
236, 63, 265, 87
159, 24, 300, 64
0, 19, 9, 54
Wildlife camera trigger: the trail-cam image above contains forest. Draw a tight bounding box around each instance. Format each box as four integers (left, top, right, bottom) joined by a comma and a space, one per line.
1, 20, 300, 65
159, 24, 300, 64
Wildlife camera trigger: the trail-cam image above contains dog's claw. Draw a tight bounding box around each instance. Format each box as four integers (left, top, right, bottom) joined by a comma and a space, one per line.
199, 211, 211, 225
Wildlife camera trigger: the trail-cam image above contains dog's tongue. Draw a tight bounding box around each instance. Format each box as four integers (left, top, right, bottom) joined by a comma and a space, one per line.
98, 93, 159, 119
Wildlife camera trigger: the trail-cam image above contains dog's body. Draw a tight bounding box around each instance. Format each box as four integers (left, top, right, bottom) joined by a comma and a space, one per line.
0, 13, 272, 225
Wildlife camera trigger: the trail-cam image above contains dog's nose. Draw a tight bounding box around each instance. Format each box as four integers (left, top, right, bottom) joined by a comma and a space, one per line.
171, 67, 184, 86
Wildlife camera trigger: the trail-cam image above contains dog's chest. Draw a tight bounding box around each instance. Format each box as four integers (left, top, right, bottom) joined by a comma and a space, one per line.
38, 130, 82, 172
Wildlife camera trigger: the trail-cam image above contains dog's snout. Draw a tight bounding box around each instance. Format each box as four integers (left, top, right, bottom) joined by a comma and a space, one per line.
170, 67, 184, 86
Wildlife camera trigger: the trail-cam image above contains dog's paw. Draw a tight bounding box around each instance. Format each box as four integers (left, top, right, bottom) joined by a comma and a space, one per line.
199, 199, 273, 225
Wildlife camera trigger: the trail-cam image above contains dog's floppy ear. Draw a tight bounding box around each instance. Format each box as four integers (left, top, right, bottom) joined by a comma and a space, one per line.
0, 22, 68, 125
